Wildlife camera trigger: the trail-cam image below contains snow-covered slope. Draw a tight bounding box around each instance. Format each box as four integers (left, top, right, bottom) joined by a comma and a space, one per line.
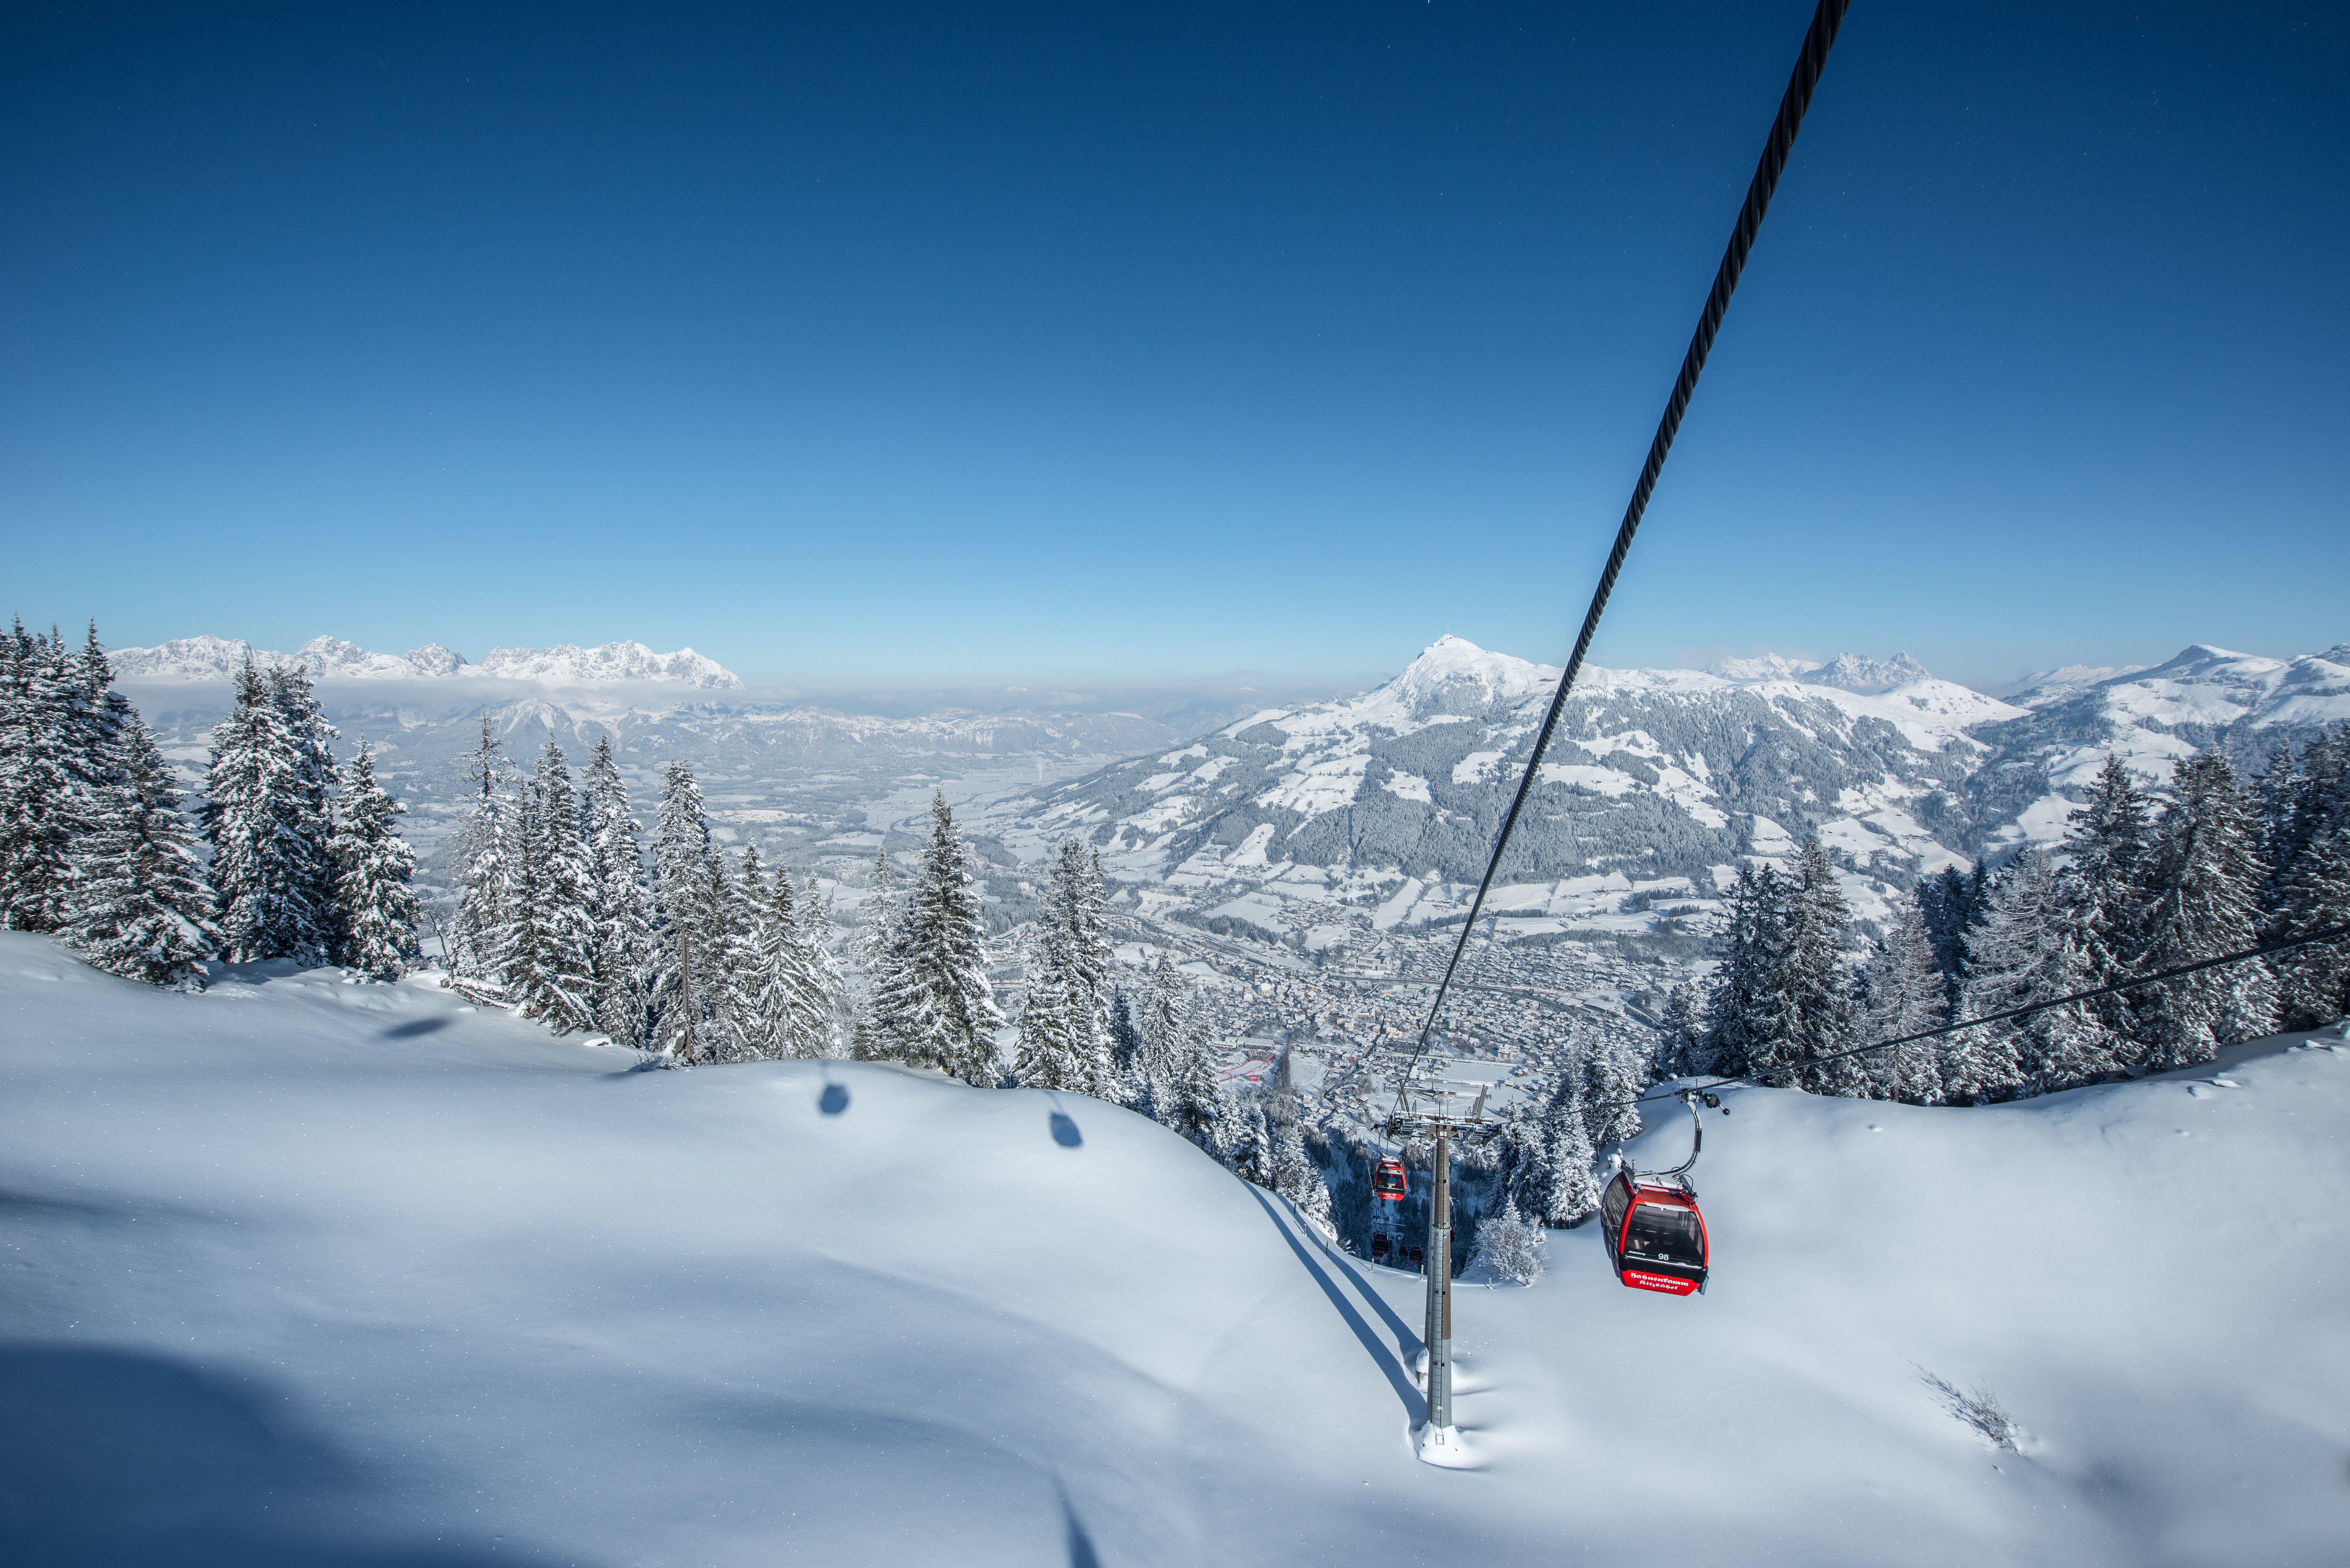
110, 634, 743, 688
4, 934, 2346, 1564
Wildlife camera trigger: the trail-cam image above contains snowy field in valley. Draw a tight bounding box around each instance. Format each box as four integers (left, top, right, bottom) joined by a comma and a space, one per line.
4, 931, 2347, 1566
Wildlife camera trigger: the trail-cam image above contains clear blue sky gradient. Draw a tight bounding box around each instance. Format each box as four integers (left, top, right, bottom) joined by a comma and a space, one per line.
5, 3, 2344, 692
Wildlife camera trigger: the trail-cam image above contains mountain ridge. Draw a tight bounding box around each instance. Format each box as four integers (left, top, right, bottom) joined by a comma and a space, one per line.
112, 634, 742, 689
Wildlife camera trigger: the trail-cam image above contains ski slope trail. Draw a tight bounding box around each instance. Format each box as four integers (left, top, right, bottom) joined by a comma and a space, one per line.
3, 931, 2346, 1565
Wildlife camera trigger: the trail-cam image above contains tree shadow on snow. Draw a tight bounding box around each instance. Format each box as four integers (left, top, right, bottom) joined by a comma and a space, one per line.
379, 1017, 452, 1039
1049, 1110, 1083, 1148
819, 1082, 850, 1115
1242, 1188, 1424, 1422
0, 1344, 577, 1568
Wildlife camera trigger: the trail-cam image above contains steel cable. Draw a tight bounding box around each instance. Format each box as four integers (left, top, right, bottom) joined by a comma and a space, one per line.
1408, 0, 1853, 1076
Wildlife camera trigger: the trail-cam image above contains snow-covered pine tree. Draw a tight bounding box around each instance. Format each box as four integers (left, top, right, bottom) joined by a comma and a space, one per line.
712, 841, 772, 1061
1853, 895, 1949, 1103
648, 758, 720, 1060
745, 869, 832, 1059
793, 876, 851, 1055
1698, 862, 1787, 1078
447, 711, 516, 984
1268, 1110, 1334, 1230
1746, 836, 1858, 1092
1493, 1106, 1551, 1220
849, 848, 904, 1061
505, 741, 597, 1033
327, 739, 420, 979
871, 791, 1004, 1084
1156, 983, 1226, 1152
265, 662, 339, 958
581, 734, 652, 1047
1526, 1073, 1599, 1227
1, 624, 123, 931
2060, 753, 2153, 1040
1956, 849, 2116, 1098
58, 712, 221, 986
1108, 989, 1142, 1080
1129, 953, 1186, 1089
203, 658, 329, 962
2134, 749, 2275, 1069
1653, 979, 1707, 1078
1047, 838, 1118, 1081
1916, 861, 1987, 1012
2268, 730, 2350, 1030
1012, 961, 1092, 1090
1224, 1097, 1273, 1186
1578, 1039, 1645, 1151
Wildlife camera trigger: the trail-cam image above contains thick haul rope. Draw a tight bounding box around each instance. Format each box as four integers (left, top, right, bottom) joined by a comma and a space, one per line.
1408, 0, 1854, 1074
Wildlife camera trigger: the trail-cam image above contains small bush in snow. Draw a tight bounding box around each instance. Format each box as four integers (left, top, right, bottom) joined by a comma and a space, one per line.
1469, 1199, 1545, 1286
1915, 1367, 2019, 1451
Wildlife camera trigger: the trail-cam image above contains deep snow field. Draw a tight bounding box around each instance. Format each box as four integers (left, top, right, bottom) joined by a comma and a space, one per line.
4, 931, 2346, 1567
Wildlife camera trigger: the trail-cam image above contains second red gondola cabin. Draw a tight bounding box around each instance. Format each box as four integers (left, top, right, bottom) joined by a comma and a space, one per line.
1599, 1169, 1708, 1296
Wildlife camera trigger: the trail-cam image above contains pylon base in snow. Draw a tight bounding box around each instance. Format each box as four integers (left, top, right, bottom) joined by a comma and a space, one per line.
1414, 1422, 1471, 1468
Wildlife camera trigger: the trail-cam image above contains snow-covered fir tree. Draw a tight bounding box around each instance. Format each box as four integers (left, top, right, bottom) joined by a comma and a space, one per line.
1046, 838, 1118, 1085
1223, 1097, 1273, 1186
1915, 861, 1989, 1012
203, 658, 336, 963
2, 622, 131, 932
266, 663, 340, 954
1130, 954, 1223, 1148
741, 866, 832, 1060
2267, 730, 2350, 1030
581, 734, 652, 1047
1958, 849, 2117, 1098
58, 712, 221, 987
649, 758, 722, 1060
2062, 753, 2154, 1041
2134, 750, 2274, 1069
1267, 1107, 1333, 1229
1512, 1073, 1599, 1227
1012, 965, 1095, 1090
1012, 838, 1120, 1096
447, 712, 515, 984
849, 848, 904, 1061
1745, 836, 1858, 1091
506, 741, 598, 1034
327, 739, 419, 979
793, 876, 851, 1055
1653, 979, 1707, 1078
869, 792, 1003, 1084
1853, 896, 1950, 1102
1578, 1039, 1646, 1150
1698, 862, 1786, 1078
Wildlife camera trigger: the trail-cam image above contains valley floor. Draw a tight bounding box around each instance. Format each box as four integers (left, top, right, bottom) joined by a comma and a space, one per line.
3, 931, 2345, 1566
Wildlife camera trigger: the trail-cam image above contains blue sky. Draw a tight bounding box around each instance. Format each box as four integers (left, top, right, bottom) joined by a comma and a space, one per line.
4, 2, 2343, 693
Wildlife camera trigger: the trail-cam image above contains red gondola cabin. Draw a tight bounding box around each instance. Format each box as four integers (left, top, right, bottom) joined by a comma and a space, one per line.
1373, 1159, 1408, 1202
1600, 1169, 1709, 1296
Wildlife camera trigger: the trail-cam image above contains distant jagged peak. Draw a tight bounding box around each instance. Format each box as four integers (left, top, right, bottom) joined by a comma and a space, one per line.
110, 634, 740, 688
1801, 651, 1933, 695
1703, 650, 1822, 682
473, 641, 742, 689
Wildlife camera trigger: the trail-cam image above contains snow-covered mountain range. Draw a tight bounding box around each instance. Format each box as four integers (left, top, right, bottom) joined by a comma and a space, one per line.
110, 634, 743, 689
986, 635, 2350, 941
